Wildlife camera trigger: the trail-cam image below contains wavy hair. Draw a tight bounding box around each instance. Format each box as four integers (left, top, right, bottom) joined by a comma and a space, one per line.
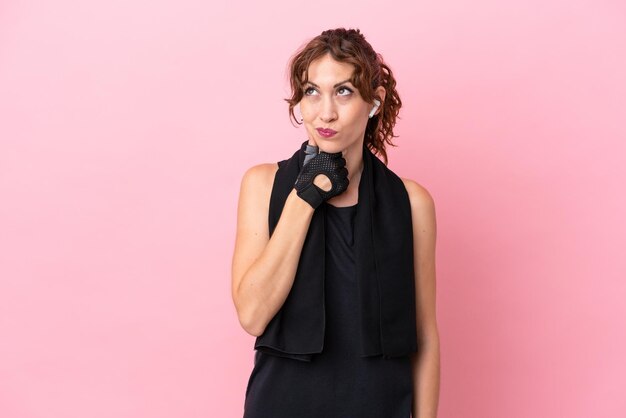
285, 28, 402, 165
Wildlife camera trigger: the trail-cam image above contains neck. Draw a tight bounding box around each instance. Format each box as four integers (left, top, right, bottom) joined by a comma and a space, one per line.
345, 139, 364, 182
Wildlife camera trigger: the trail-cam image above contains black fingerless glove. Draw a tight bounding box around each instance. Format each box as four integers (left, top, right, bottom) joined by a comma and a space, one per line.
294, 151, 349, 209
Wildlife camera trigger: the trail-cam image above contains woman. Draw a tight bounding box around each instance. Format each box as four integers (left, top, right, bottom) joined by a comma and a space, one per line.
231, 28, 440, 418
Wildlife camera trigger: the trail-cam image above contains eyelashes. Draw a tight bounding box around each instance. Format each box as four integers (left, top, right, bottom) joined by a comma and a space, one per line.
303, 86, 354, 96
337, 87, 353, 96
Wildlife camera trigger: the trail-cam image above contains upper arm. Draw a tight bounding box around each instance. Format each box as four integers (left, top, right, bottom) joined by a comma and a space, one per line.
231, 163, 279, 303
402, 178, 438, 342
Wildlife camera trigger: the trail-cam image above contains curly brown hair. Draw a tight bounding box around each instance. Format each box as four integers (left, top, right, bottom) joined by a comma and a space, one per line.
285, 28, 402, 165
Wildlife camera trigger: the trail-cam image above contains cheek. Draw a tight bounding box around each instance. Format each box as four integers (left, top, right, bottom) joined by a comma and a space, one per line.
300, 107, 311, 119
299, 101, 318, 119
344, 106, 369, 125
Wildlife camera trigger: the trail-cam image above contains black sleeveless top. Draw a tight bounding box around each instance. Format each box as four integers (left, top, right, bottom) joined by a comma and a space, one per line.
243, 203, 413, 418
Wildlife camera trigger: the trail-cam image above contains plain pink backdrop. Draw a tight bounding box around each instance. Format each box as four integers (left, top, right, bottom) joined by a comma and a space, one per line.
1, 1, 625, 417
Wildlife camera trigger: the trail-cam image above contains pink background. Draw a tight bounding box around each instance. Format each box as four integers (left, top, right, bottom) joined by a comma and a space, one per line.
1, 1, 625, 417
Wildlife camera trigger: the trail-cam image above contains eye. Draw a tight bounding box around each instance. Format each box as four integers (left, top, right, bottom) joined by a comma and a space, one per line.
304, 87, 318, 96
337, 86, 353, 96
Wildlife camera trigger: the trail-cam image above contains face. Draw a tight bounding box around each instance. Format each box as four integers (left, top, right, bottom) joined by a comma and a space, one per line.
299, 53, 375, 156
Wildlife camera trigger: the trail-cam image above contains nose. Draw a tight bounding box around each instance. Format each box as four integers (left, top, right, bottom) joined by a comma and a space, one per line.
318, 96, 337, 123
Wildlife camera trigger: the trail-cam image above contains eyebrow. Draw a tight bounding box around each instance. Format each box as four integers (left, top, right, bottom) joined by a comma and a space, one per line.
305, 78, 353, 88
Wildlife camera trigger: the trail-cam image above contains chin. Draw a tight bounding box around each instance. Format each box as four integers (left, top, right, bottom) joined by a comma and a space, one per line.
311, 130, 362, 154
316, 141, 344, 155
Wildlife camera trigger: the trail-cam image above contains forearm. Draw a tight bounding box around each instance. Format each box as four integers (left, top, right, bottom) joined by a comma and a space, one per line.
235, 189, 314, 336
411, 332, 441, 418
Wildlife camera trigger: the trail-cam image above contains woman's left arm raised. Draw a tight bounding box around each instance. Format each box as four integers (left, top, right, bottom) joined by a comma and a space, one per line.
402, 178, 440, 418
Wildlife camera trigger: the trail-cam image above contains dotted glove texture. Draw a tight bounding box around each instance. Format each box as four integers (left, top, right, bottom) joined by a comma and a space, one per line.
294, 151, 349, 209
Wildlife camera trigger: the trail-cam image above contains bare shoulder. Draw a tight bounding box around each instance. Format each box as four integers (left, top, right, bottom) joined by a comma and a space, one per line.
241, 163, 279, 190
401, 178, 436, 213
400, 177, 437, 233
238, 163, 279, 203
236, 163, 279, 229
235, 164, 278, 248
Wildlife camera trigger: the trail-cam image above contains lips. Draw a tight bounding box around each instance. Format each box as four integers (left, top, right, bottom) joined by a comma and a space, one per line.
316, 128, 337, 138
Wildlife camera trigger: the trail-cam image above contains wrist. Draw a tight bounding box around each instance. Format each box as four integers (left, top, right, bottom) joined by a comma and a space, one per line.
288, 188, 317, 212
295, 183, 324, 210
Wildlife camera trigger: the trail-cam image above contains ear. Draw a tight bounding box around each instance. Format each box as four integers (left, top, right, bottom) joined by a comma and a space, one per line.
373, 86, 387, 116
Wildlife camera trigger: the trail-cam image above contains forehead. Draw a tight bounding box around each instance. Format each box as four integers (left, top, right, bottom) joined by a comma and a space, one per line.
306, 53, 355, 84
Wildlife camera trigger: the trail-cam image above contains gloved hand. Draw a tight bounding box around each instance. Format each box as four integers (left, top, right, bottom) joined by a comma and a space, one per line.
303, 144, 319, 166
294, 151, 349, 209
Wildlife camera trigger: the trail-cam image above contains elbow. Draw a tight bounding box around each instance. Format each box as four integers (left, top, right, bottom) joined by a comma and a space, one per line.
417, 323, 441, 351
236, 306, 267, 337
232, 282, 269, 337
